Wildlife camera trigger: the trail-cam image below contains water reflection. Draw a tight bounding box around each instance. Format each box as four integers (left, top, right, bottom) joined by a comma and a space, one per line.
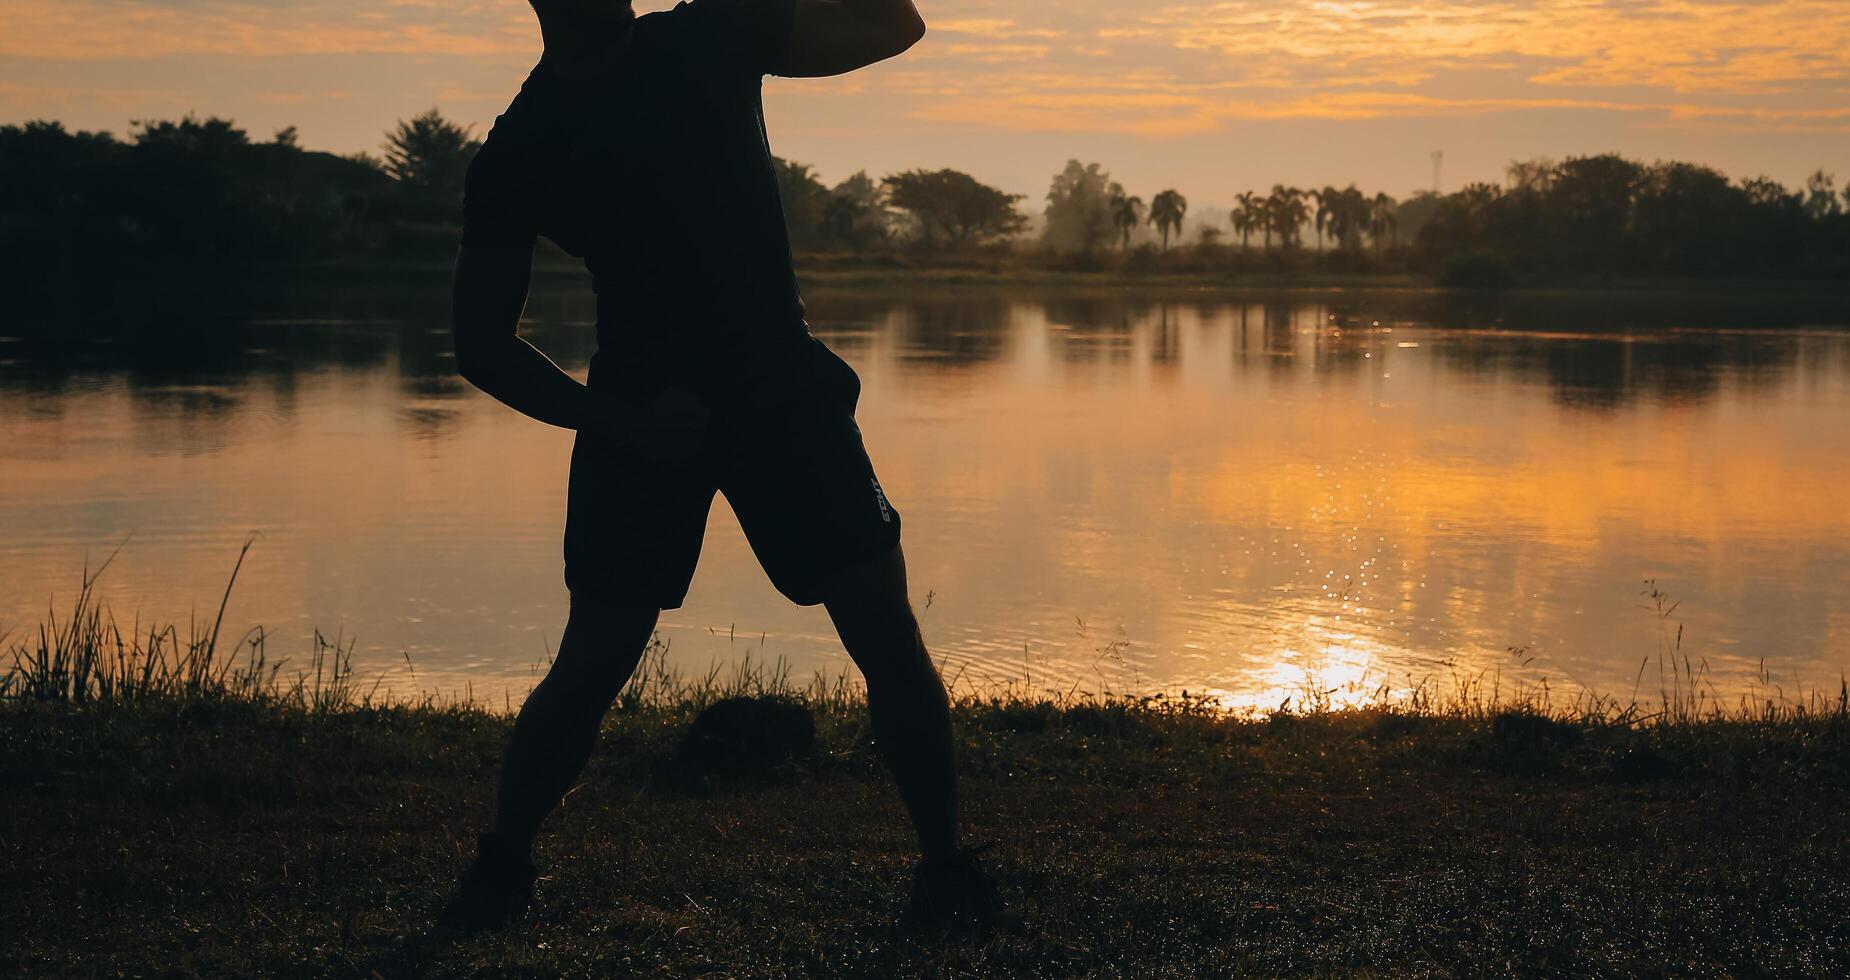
3, 281, 1848, 707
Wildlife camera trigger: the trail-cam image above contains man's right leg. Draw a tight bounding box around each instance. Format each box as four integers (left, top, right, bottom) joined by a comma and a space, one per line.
442, 368, 717, 930
439, 594, 658, 932
498, 381, 714, 855
490, 593, 661, 859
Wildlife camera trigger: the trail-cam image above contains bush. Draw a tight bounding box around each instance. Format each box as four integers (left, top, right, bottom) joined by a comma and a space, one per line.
1440, 250, 1518, 289
1124, 243, 1162, 273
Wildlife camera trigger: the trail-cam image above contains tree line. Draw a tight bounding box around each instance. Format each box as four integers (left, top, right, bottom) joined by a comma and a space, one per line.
1036, 158, 1849, 283
4, 109, 1847, 284
0, 111, 480, 277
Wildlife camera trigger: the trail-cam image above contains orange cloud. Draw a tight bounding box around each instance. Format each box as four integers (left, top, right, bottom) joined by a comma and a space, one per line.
1143, 0, 1850, 96
883, 0, 1850, 136
0, 0, 1845, 138
931, 18, 1064, 40
0, 1, 533, 59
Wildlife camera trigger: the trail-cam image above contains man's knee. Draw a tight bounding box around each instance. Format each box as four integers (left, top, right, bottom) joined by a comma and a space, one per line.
856, 611, 927, 663
566, 590, 661, 634
843, 616, 941, 696
824, 544, 914, 622
539, 592, 658, 693
829, 584, 918, 644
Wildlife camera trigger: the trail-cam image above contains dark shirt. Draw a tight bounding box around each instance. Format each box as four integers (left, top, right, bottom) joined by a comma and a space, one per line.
462, 0, 807, 400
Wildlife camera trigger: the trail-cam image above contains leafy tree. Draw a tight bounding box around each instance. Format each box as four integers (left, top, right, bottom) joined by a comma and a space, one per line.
881, 169, 1026, 249
1737, 176, 1812, 269
126, 116, 262, 259
1742, 176, 1798, 209
1547, 154, 1642, 273
1415, 182, 1502, 263
826, 171, 891, 247
135, 115, 251, 155
382, 108, 478, 211
0, 120, 125, 276
1804, 170, 1841, 219
1629, 162, 1749, 273
1368, 193, 1399, 253
1042, 160, 1119, 256
772, 157, 832, 248
1148, 189, 1187, 251
1505, 157, 1556, 194
1391, 191, 1445, 250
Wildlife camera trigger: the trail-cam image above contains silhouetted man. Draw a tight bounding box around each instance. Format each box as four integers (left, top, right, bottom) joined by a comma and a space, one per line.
442, 0, 1004, 932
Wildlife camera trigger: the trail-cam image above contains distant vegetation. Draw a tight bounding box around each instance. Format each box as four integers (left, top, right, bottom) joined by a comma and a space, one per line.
0, 112, 466, 279
4, 110, 1848, 286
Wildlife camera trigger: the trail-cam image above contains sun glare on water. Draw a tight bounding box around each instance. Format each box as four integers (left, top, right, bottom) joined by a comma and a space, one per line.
1206, 628, 1390, 714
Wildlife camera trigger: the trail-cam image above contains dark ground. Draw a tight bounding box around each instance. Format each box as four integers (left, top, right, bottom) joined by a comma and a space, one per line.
3, 698, 1848, 978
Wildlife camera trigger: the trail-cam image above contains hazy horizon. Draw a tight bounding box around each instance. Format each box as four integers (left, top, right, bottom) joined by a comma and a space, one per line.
3, 0, 1846, 205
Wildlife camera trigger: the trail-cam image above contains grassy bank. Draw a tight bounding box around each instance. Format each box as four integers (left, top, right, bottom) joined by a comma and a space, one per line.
5, 567, 1850, 976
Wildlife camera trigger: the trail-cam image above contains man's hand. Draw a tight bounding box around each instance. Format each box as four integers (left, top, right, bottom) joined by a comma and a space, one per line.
781, 0, 925, 78
586, 387, 711, 466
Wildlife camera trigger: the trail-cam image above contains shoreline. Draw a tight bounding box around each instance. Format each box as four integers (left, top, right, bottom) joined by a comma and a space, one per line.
6, 580, 1850, 974
83, 255, 1850, 298
5, 686, 1848, 976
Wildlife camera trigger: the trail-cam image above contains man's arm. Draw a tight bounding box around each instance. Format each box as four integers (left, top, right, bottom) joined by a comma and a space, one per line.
779, 0, 925, 78
451, 246, 710, 456
451, 244, 610, 432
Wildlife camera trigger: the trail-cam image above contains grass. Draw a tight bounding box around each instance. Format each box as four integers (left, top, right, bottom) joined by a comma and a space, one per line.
4, 559, 1850, 977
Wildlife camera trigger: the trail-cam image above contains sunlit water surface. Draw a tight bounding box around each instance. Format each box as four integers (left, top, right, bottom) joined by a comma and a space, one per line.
4, 281, 1849, 709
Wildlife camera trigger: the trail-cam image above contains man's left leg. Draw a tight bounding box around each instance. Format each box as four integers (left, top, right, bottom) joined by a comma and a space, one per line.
821, 543, 957, 860
725, 359, 1012, 927
821, 544, 1011, 929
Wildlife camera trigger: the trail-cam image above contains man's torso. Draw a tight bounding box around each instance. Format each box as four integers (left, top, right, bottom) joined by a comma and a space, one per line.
463, 0, 807, 400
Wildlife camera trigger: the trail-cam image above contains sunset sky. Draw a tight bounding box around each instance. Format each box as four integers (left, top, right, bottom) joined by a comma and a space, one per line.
3, 0, 1847, 204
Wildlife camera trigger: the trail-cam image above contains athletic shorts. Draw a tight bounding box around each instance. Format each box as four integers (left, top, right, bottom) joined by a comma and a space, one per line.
563, 337, 901, 608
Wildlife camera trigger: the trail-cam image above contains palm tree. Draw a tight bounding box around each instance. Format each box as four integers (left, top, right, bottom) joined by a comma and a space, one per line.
1232, 191, 1261, 249
1111, 192, 1145, 251
1149, 189, 1188, 251
1322, 185, 1369, 251
1311, 186, 1337, 252
1267, 185, 1308, 250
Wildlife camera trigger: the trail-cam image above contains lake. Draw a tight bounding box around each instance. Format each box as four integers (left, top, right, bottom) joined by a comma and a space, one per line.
4, 278, 1849, 710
